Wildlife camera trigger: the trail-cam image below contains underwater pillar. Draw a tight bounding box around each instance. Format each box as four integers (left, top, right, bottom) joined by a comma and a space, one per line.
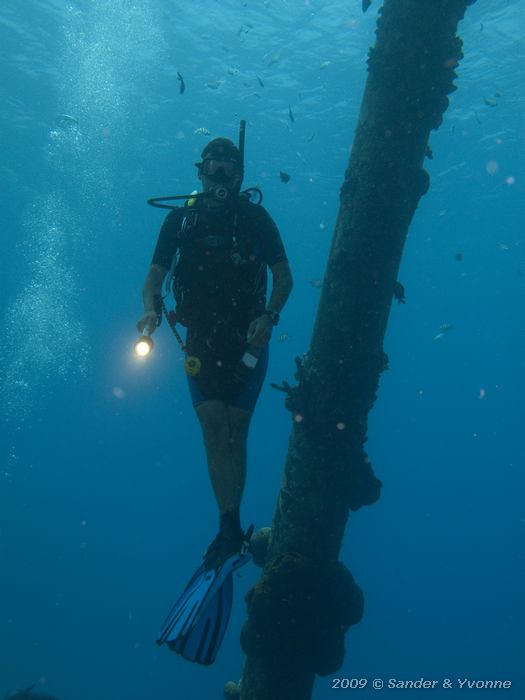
235, 1, 475, 699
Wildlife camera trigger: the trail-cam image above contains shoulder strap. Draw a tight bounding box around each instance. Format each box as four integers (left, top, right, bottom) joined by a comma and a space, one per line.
178, 206, 199, 249
162, 208, 191, 296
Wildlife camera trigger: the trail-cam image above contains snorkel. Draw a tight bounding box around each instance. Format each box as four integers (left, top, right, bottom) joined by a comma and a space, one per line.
238, 118, 246, 182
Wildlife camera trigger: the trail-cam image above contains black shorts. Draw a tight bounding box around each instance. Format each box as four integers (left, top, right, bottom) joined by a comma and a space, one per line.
184, 324, 269, 413
187, 343, 269, 412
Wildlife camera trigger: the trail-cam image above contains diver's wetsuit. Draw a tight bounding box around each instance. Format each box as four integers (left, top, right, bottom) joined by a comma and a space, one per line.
151, 197, 287, 412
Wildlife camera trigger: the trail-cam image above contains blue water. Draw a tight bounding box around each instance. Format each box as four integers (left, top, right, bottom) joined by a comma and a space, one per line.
1, 1, 523, 698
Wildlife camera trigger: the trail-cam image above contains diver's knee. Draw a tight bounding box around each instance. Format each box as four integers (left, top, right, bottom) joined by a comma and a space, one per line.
196, 400, 229, 444
228, 406, 252, 442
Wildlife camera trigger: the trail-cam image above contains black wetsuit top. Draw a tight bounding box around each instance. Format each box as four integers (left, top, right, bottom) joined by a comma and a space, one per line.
151, 197, 287, 401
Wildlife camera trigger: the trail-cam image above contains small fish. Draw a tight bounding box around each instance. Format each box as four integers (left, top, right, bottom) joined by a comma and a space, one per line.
4, 684, 59, 700
177, 71, 185, 94
263, 51, 280, 66
433, 333, 445, 341
439, 323, 453, 332
288, 104, 295, 123
455, 252, 464, 262
295, 151, 307, 164
362, 0, 372, 11
310, 279, 323, 289
319, 61, 331, 69
393, 281, 406, 304
439, 209, 448, 217
256, 74, 265, 88
279, 170, 291, 183
55, 114, 78, 129
498, 242, 509, 251
206, 80, 223, 90
278, 333, 290, 342
227, 66, 239, 75
307, 132, 315, 142
194, 127, 211, 136
484, 97, 497, 107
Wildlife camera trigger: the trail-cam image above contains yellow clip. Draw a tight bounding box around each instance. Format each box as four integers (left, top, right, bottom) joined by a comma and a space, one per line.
186, 190, 199, 207
184, 356, 201, 376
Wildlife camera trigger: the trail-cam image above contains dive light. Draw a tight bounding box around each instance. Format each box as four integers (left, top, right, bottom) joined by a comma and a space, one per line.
134, 331, 154, 358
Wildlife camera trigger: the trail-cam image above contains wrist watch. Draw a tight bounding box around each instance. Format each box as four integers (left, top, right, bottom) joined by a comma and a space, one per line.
263, 310, 280, 326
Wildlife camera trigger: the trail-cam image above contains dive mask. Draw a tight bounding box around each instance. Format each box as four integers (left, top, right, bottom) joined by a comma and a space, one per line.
199, 158, 240, 179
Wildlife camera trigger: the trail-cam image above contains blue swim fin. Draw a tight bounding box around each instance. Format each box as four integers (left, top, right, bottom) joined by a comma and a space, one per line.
156, 562, 217, 644
169, 569, 233, 665
156, 526, 253, 665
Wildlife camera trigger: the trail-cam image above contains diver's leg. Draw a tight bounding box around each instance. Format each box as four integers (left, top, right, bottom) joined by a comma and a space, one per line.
195, 343, 267, 513
195, 400, 252, 514
225, 404, 253, 505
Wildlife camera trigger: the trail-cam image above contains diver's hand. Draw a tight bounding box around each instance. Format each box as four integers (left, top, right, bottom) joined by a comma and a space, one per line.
247, 314, 273, 346
136, 311, 159, 335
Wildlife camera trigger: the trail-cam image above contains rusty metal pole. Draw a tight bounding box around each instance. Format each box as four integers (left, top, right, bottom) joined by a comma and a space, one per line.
233, 2, 476, 698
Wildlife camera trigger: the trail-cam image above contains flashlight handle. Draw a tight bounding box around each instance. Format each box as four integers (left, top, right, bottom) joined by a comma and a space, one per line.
141, 324, 154, 337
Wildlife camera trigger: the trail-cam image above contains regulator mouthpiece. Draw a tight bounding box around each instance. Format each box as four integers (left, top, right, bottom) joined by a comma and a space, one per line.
211, 185, 229, 201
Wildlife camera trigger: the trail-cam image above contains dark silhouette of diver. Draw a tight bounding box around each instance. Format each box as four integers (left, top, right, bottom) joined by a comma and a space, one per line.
137, 133, 292, 664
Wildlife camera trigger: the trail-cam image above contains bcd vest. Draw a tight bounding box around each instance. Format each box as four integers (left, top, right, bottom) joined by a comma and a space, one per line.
172, 201, 265, 328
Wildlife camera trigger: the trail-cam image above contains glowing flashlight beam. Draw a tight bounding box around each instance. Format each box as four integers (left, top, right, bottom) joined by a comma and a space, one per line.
134, 335, 154, 358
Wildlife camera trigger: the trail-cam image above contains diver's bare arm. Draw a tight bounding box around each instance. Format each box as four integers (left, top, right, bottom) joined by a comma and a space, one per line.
266, 260, 293, 314
142, 264, 167, 314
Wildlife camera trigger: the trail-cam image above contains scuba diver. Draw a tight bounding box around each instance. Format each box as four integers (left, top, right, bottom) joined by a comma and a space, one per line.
136, 127, 293, 664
